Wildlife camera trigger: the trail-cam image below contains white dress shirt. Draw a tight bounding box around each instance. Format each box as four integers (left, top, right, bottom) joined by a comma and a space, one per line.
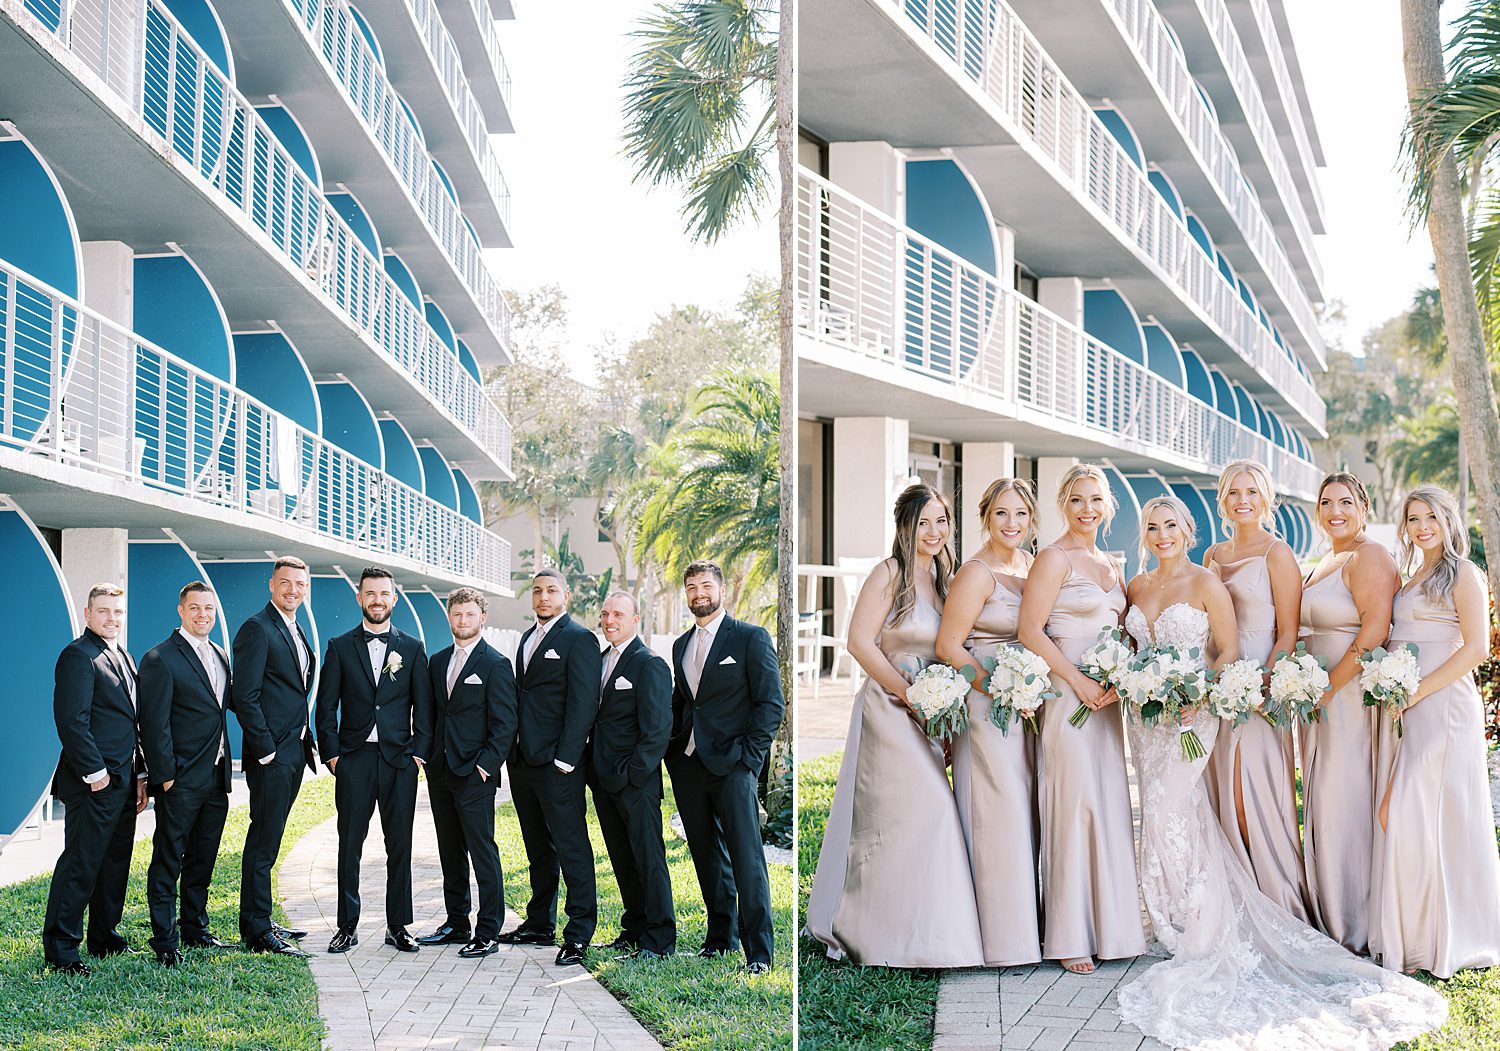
683, 610, 727, 756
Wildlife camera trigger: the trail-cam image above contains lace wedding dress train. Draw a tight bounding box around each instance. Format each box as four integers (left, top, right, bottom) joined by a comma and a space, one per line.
1116, 603, 1447, 1050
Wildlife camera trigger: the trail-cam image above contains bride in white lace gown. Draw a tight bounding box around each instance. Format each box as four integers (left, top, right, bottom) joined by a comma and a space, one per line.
1117, 497, 1447, 1050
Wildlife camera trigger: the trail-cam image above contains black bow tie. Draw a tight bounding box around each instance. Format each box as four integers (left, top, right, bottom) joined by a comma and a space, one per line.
361, 629, 391, 644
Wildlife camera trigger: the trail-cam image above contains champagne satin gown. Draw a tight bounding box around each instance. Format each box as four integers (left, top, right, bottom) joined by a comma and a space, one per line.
950, 565, 1042, 966
1038, 563, 1145, 962
1298, 566, 1375, 955
806, 595, 984, 966
1369, 583, 1500, 978
1206, 547, 1312, 922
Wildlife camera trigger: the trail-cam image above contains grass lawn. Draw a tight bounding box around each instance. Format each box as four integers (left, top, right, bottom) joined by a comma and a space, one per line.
0, 776, 338, 1050
494, 782, 794, 1051
797, 752, 940, 1051
799, 749, 1500, 1051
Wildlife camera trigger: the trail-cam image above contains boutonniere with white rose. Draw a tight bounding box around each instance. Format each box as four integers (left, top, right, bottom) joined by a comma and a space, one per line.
384, 650, 403, 681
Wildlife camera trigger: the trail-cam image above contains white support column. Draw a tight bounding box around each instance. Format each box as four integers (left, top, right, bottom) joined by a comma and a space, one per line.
994, 223, 1016, 290
62, 528, 130, 647
960, 441, 1016, 559
79, 241, 134, 328
1037, 277, 1084, 326
828, 141, 903, 217
1036, 456, 1081, 547
832, 416, 910, 562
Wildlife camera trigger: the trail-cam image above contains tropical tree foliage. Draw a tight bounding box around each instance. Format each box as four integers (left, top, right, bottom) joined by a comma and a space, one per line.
513, 533, 614, 622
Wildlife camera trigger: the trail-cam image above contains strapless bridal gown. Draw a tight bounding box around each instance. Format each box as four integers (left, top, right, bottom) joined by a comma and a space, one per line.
1116, 603, 1447, 1051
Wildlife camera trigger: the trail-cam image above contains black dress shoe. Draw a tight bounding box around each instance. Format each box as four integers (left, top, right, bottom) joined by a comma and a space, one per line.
696, 946, 732, 958
417, 924, 472, 946
274, 924, 308, 941
554, 941, 588, 966
745, 960, 771, 975
248, 931, 311, 958
48, 961, 91, 976
155, 949, 184, 967
182, 933, 232, 949
457, 937, 499, 959
497, 927, 556, 946
637, 948, 671, 961
604, 935, 639, 952
327, 928, 359, 954
384, 927, 420, 952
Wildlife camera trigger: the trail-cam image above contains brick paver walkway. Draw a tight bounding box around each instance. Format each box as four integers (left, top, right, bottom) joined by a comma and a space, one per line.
280, 789, 663, 1051
933, 963, 1170, 1050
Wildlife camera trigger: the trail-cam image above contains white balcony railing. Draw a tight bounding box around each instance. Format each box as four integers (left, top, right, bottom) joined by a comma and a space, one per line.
795, 170, 1322, 500
286, 0, 510, 314
1239, 0, 1323, 208
459, 0, 513, 111
17, 0, 512, 470
896, 0, 1327, 432
1104, 0, 1324, 315
0, 258, 510, 589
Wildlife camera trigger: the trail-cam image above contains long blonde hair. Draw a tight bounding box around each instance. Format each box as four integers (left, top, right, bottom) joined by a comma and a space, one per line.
1055, 463, 1117, 535
977, 477, 1038, 548
888, 483, 955, 627
1137, 495, 1199, 567
1397, 484, 1469, 605
1216, 459, 1277, 536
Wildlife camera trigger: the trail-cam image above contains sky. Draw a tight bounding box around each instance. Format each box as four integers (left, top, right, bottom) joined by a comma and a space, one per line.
1283, 2, 1439, 354
484, 2, 777, 381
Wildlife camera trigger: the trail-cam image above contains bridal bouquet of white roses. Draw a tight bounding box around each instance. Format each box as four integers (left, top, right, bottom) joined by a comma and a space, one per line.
1267, 641, 1329, 728
1208, 658, 1269, 728
961, 645, 1058, 735
906, 663, 971, 745
1359, 643, 1422, 738
1121, 643, 1211, 762
1073, 626, 1134, 728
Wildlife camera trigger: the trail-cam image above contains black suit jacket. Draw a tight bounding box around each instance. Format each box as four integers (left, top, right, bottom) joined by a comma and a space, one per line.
138, 631, 233, 794
230, 602, 316, 766
513, 613, 602, 769
315, 625, 433, 768
52, 628, 140, 795
669, 615, 784, 777
429, 638, 517, 778
590, 637, 672, 793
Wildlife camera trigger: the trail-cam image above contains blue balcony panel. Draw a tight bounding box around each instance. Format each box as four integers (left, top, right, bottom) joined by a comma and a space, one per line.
256, 104, 323, 188
232, 332, 321, 434
904, 158, 997, 276
134, 253, 234, 383
1196, 487, 1224, 546
452, 467, 481, 524
317, 380, 385, 468
161, 0, 233, 79
378, 418, 426, 491
1170, 483, 1218, 564
1141, 324, 1186, 388
408, 589, 451, 651
1209, 371, 1234, 417
1083, 289, 1146, 366
456, 340, 481, 383
392, 587, 424, 641
385, 252, 424, 312
1094, 107, 1144, 169
1185, 213, 1215, 260
347, 2, 385, 69
1104, 465, 1143, 578
0, 503, 76, 837
433, 159, 459, 207
0, 134, 80, 444
22, 0, 62, 32
418, 446, 458, 510
1148, 169, 1183, 219
311, 574, 356, 642
1230, 384, 1257, 431
426, 300, 458, 356
329, 191, 383, 258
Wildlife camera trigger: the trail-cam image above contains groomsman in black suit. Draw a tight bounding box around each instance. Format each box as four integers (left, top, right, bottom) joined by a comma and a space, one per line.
665, 560, 784, 974
139, 581, 234, 966
589, 592, 675, 959
42, 583, 148, 974
501, 568, 602, 966
316, 567, 433, 954
231, 555, 316, 958
418, 587, 517, 958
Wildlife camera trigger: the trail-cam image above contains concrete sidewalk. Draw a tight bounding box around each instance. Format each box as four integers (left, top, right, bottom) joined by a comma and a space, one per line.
279, 789, 663, 1051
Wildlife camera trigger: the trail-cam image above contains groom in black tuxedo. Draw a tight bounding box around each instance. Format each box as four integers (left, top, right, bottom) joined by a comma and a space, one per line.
230, 555, 317, 958
419, 586, 517, 958
42, 583, 148, 974
502, 567, 602, 965
589, 591, 675, 958
316, 566, 432, 954
665, 560, 784, 973
138, 581, 234, 966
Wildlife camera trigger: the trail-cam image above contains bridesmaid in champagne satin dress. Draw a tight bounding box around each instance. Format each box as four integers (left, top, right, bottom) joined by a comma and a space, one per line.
1203, 460, 1312, 922
937, 478, 1041, 967
1298, 473, 1399, 956
1018, 465, 1145, 974
806, 484, 983, 967
1370, 485, 1500, 977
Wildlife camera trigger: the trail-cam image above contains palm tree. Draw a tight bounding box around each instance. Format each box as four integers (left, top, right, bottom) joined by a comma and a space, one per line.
1403, 0, 1500, 601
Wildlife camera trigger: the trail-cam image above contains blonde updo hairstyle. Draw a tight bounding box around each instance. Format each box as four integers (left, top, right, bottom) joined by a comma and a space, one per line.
1137, 494, 1199, 567
977, 477, 1038, 548
1055, 463, 1118, 536
1396, 484, 1469, 605
1314, 471, 1372, 542
1216, 459, 1277, 536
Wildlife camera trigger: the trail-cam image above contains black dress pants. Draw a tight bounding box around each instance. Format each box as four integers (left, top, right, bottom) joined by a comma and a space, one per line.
239, 756, 304, 942
507, 757, 596, 945
42, 775, 138, 966
593, 771, 675, 954
334, 746, 418, 930
426, 758, 504, 940
146, 768, 229, 952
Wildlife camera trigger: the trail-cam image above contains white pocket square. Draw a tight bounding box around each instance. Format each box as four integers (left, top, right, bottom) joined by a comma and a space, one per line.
719, 655, 736, 665
614, 677, 633, 690
464, 673, 482, 684
544, 648, 561, 659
